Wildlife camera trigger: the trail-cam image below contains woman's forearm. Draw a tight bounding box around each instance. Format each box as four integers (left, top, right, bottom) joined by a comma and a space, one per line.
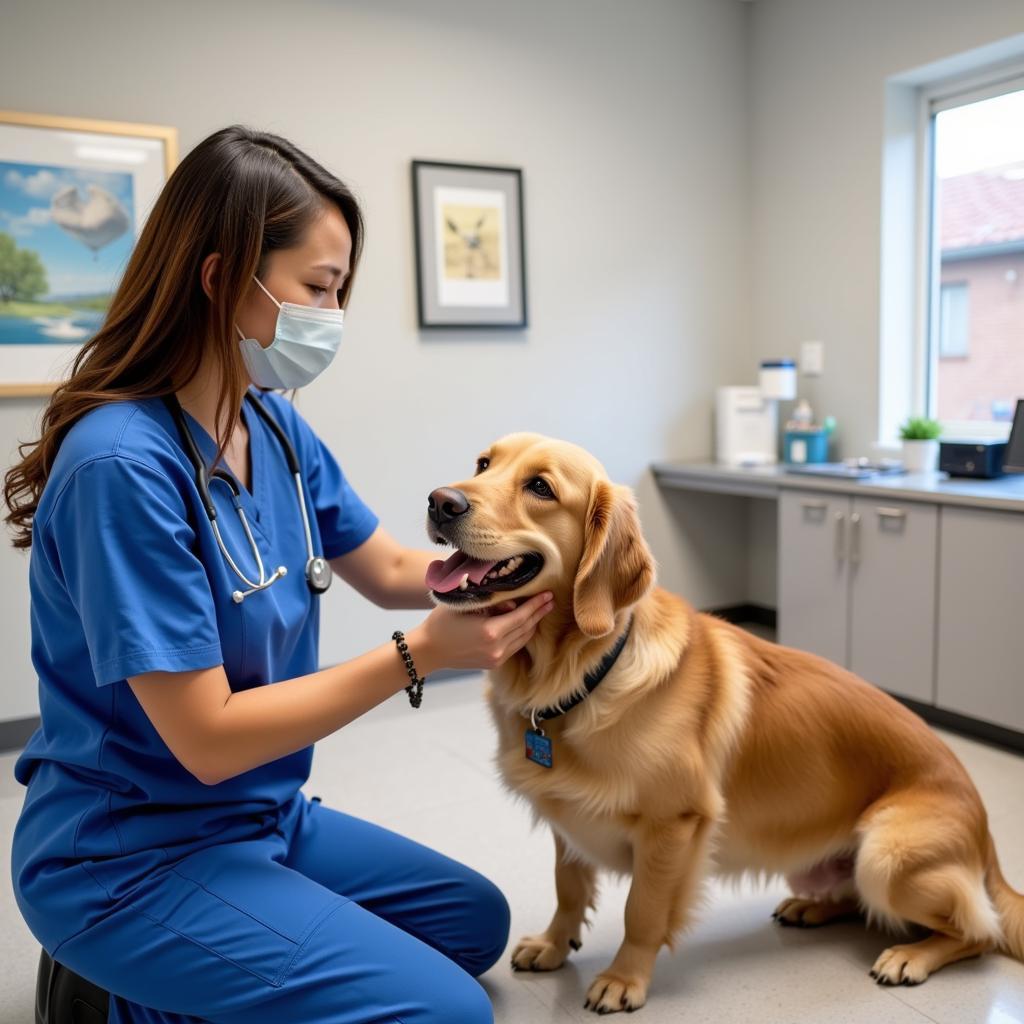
386, 548, 439, 609
204, 624, 441, 785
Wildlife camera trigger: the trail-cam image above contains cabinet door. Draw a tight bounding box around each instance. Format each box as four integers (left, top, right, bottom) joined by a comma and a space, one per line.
848, 498, 937, 703
778, 490, 849, 664
936, 507, 1024, 732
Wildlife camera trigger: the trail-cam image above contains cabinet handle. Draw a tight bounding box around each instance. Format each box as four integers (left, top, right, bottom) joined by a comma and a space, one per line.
849, 512, 861, 564
801, 500, 827, 511
875, 506, 906, 520
834, 511, 846, 562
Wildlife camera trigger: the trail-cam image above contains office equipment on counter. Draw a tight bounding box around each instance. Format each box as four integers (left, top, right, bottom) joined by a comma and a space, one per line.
1001, 399, 1024, 474
758, 359, 797, 400
715, 359, 800, 466
715, 385, 778, 466
715, 356, 839, 467
939, 439, 1007, 479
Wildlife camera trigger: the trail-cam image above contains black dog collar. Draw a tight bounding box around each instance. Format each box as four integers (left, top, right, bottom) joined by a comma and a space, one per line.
526, 615, 633, 729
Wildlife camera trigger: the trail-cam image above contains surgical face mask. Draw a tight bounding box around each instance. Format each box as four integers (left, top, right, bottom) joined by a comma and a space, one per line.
236, 275, 345, 389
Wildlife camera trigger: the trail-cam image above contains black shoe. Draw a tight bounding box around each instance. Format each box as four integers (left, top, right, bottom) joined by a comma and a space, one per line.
35, 947, 109, 1024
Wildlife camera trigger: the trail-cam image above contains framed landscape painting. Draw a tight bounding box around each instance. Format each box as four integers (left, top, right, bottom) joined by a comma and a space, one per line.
411, 159, 527, 329
0, 110, 177, 396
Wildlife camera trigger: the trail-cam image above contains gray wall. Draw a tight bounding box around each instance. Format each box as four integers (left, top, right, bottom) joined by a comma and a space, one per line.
0, 0, 753, 721
748, 0, 1024, 458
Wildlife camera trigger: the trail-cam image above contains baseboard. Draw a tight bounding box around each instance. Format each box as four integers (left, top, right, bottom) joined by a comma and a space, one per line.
703, 603, 778, 629
0, 715, 39, 755
891, 695, 1024, 756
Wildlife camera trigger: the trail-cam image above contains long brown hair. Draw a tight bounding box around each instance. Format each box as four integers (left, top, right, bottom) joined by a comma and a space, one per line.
3, 124, 364, 550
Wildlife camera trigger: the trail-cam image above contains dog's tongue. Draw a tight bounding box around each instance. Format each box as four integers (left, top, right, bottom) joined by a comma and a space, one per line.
426, 550, 500, 593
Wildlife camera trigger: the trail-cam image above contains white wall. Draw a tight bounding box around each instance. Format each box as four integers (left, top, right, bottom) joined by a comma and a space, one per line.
748, 0, 1024, 458
0, 0, 753, 721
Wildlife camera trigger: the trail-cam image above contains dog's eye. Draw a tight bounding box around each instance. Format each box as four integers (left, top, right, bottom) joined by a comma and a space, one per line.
527, 477, 555, 499
475, 457, 490, 474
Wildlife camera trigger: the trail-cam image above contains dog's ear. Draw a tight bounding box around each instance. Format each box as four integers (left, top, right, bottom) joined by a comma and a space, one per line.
572, 480, 655, 639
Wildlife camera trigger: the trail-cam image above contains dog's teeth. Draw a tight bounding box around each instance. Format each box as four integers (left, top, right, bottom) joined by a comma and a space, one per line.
458, 573, 470, 591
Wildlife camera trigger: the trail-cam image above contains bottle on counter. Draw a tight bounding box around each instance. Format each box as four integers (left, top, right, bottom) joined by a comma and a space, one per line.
783, 399, 832, 464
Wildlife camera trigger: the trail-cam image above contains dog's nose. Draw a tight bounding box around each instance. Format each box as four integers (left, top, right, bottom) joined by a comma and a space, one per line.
428, 487, 470, 526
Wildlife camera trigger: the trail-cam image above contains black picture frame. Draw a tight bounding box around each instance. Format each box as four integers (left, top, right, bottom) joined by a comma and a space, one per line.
411, 159, 528, 329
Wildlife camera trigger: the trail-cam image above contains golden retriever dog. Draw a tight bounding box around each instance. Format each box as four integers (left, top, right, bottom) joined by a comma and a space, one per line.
424, 432, 1024, 1014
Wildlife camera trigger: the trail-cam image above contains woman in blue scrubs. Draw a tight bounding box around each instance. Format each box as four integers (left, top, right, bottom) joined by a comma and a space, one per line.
4, 125, 554, 1023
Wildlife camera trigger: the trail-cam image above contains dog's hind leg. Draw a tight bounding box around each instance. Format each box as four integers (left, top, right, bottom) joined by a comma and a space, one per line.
511, 829, 599, 972
774, 855, 863, 927
774, 895, 862, 927
856, 801, 1002, 985
870, 933, 990, 985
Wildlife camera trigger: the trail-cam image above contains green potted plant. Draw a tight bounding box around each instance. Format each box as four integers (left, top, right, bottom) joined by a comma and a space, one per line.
899, 416, 942, 472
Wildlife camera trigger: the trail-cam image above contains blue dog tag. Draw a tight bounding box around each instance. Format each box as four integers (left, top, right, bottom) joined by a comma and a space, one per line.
525, 728, 553, 768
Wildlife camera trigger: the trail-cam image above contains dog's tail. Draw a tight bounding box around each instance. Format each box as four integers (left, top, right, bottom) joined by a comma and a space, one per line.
986, 832, 1024, 961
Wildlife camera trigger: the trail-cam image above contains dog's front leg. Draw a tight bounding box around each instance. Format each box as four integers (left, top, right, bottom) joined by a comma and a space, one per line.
511, 829, 598, 972
585, 812, 714, 1014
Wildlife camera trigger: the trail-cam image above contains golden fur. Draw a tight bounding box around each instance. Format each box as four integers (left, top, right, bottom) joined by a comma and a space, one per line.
427, 432, 1024, 1014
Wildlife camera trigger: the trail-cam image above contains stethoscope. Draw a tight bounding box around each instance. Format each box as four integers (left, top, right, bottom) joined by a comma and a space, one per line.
161, 391, 332, 603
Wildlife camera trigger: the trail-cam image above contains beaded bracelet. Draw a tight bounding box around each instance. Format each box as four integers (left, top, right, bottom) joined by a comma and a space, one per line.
392, 630, 425, 708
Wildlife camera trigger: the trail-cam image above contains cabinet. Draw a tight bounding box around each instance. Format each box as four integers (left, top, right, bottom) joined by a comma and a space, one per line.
936, 508, 1024, 733
777, 491, 848, 666
778, 490, 937, 703
651, 459, 1024, 745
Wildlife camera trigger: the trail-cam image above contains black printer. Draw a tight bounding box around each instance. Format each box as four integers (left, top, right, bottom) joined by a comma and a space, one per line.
938, 439, 1006, 478
939, 398, 1024, 478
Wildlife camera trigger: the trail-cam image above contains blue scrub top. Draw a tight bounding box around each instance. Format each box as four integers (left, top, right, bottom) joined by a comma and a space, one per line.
11, 389, 379, 912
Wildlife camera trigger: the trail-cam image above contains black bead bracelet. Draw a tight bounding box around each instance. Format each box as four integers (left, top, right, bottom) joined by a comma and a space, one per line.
392, 630, 425, 708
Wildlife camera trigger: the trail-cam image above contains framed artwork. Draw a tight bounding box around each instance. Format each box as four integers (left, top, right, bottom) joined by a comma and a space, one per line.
411, 159, 527, 329
0, 110, 177, 397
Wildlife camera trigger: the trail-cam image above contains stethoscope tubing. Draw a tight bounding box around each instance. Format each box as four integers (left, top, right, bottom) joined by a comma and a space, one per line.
161, 390, 330, 602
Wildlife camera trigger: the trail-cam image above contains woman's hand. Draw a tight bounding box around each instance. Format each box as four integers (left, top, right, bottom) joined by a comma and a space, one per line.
408, 591, 554, 673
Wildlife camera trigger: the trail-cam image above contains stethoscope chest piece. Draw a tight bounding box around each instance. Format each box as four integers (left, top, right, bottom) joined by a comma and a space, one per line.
306, 556, 332, 594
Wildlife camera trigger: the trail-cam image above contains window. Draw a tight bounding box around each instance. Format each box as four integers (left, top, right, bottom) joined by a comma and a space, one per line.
927, 83, 1024, 427
938, 282, 969, 358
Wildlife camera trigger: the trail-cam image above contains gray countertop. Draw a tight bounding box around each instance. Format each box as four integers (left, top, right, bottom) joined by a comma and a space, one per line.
650, 459, 1024, 513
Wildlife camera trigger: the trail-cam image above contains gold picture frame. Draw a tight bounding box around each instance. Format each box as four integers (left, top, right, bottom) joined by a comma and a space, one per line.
0, 110, 178, 397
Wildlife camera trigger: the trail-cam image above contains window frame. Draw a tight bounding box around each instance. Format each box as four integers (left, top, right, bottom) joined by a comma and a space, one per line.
916, 64, 1024, 439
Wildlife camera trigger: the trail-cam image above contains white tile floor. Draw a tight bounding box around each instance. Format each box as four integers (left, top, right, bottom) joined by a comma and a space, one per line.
2, 667, 1024, 1023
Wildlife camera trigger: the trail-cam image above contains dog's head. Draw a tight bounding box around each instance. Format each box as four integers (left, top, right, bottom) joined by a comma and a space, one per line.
425, 433, 655, 638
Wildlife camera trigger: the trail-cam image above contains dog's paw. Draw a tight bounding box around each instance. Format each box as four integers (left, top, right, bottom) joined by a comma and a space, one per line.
772, 896, 860, 928
869, 945, 929, 986
510, 932, 574, 972
583, 970, 648, 1014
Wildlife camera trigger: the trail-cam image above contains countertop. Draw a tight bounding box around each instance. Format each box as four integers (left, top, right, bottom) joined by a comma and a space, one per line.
650, 459, 1024, 513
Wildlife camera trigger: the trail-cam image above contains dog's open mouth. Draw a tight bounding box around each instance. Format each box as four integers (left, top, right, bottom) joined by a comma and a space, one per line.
425, 549, 544, 600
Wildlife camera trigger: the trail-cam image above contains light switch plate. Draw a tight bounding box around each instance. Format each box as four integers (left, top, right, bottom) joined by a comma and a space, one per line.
800, 340, 824, 376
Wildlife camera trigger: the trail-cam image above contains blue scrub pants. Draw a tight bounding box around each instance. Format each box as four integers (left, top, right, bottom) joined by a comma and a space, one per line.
47, 791, 510, 1023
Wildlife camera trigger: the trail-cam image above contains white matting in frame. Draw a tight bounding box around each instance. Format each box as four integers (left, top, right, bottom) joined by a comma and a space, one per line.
433, 186, 509, 308
0, 111, 177, 396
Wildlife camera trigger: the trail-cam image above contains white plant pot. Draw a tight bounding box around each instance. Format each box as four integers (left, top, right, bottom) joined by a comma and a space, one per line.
901, 438, 939, 473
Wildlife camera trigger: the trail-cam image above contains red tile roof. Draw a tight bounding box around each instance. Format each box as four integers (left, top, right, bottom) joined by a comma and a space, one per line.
940, 164, 1024, 251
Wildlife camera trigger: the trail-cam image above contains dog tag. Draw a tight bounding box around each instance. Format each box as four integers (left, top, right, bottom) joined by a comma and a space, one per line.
525, 728, 553, 768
